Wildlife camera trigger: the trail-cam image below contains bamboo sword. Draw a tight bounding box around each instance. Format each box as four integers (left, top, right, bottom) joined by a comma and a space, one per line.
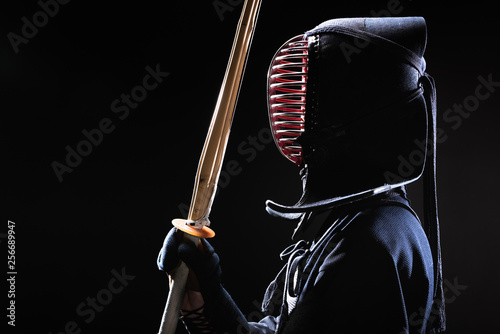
158, 1, 262, 333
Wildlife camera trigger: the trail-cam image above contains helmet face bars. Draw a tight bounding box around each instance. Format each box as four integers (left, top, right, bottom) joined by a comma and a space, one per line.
267, 35, 309, 166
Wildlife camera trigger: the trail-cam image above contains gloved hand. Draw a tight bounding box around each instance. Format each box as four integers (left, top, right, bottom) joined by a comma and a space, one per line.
157, 227, 222, 303
157, 227, 250, 334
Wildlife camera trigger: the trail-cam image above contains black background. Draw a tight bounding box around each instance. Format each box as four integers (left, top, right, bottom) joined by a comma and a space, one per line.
3, 0, 499, 333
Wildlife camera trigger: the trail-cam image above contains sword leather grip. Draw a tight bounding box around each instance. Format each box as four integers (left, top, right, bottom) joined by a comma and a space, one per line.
158, 233, 200, 334
158, 260, 189, 334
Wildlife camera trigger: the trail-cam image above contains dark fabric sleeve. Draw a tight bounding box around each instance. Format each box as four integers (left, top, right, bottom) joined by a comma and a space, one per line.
248, 315, 279, 334
281, 206, 434, 334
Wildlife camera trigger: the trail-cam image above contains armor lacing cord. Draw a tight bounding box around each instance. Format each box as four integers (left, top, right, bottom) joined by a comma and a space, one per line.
180, 305, 216, 334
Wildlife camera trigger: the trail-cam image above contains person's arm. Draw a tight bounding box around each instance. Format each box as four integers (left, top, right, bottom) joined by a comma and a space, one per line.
158, 228, 266, 334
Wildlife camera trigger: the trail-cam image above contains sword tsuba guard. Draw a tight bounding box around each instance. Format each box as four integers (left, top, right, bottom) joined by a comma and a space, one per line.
172, 218, 215, 238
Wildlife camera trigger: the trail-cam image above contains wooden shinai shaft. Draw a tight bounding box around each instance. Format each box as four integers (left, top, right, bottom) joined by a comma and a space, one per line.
158, 1, 262, 333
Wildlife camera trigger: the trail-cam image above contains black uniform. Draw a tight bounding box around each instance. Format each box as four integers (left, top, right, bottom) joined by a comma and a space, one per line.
250, 189, 435, 334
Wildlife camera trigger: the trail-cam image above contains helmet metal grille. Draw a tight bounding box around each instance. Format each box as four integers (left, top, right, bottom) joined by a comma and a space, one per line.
267, 35, 308, 166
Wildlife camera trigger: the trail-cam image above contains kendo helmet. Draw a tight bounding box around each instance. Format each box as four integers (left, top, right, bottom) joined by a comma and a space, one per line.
267, 17, 432, 208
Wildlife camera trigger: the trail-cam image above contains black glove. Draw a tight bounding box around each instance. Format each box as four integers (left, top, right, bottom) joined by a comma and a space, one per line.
157, 227, 250, 334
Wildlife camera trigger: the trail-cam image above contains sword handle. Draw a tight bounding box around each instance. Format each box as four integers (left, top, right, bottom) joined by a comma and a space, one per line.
157, 260, 189, 334
158, 234, 199, 334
